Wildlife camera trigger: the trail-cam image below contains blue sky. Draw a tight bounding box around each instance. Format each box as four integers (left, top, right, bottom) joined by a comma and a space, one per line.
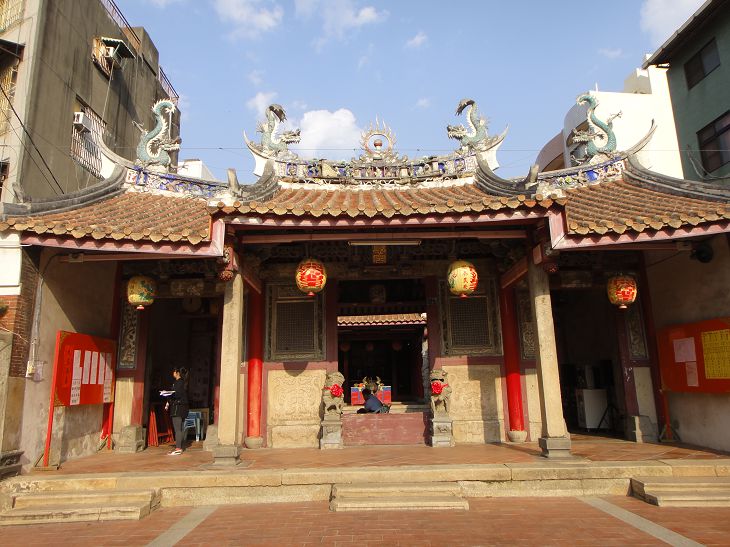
115, 0, 706, 181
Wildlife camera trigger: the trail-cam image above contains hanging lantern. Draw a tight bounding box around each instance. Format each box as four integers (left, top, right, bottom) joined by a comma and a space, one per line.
607, 275, 637, 309
295, 258, 327, 296
127, 275, 157, 310
447, 260, 478, 298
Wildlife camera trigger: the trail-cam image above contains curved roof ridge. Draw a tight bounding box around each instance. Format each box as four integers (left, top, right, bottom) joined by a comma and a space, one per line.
625, 154, 730, 202
474, 153, 527, 196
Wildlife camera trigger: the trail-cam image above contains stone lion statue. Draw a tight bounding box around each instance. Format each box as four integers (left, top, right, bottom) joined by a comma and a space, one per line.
322, 371, 345, 417
429, 369, 452, 415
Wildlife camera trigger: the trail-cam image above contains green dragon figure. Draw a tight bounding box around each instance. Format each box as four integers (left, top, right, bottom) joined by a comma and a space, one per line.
447, 98, 489, 150
135, 99, 181, 170
571, 94, 621, 164
257, 104, 300, 156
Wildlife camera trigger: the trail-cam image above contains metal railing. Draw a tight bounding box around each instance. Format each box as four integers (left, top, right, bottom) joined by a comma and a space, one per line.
99, 0, 140, 50
0, 0, 24, 33
158, 66, 179, 103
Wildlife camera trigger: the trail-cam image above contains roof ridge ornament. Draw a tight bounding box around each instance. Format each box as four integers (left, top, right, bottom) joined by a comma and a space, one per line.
356, 117, 405, 163
255, 103, 300, 159
447, 98, 506, 153
135, 99, 181, 173
570, 94, 621, 166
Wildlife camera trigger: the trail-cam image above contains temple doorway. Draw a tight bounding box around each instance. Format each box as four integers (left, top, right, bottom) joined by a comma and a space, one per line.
551, 288, 623, 436
337, 278, 428, 405
142, 297, 222, 438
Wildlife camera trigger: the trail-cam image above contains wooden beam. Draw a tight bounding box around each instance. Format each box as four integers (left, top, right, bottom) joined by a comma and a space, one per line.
500, 256, 527, 289
240, 229, 527, 244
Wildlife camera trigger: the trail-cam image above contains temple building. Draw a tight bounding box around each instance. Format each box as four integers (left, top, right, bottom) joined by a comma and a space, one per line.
0, 91, 728, 473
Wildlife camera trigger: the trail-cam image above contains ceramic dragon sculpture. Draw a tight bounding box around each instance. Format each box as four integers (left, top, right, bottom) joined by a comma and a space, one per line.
571, 94, 621, 165
447, 98, 507, 153
135, 99, 181, 171
256, 103, 300, 157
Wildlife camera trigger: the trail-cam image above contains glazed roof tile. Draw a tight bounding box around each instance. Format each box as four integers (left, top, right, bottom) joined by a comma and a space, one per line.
563, 179, 730, 235
0, 192, 211, 244
337, 313, 427, 326
212, 185, 552, 218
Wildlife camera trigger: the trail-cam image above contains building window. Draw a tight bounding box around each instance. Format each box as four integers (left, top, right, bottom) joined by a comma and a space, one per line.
0, 58, 17, 134
439, 276, 501, 356
698, 111, 730, 172
0, 160, 8, 194
266, 283, 325, 361
70, 101, 105, 179
91, 37, 134, 78
0, 0, 24, 33
685, 39, 721, 89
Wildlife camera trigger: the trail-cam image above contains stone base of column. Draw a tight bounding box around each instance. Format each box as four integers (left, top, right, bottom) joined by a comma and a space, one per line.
211, 444, 242, 466
625, 415, 659, 443
116, 425, 146, 453
0, 449, 23, 479
203, 425, 219, 451
320, 416, 343, 449
244, 436, 264, 449
538, 436, 572, 458
507, 430, 528, 443
430, 415, 454, 447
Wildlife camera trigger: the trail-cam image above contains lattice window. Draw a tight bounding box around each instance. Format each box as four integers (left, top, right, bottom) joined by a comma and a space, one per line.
266, 283, 325, 361
439, 276, 501, 356
0, 0, 23, 33
91, 38, 114, 78
0, 59, 16, 134
70, 101, 104, 179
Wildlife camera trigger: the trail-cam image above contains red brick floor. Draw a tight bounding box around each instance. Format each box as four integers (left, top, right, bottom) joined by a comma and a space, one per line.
5, 497, 730, 546
46, 434, 728, 476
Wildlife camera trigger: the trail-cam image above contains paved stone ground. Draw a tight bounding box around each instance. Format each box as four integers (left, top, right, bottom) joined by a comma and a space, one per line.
2, 496, 730, 546
47, 435, 727, 475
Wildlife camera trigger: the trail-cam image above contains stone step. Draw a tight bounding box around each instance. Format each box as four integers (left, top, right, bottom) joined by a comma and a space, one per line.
333, 482, 461, 498
11, 489, 158, 510
0, 503, 152, 526
632, 477, 730, 507
644, 490, 730, 507
330, 495, 469, 512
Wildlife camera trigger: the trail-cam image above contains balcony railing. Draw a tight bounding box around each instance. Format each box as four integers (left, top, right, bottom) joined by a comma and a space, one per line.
99, 0, 140, 50
158, 66, 179, 103
0, 0, 24, 33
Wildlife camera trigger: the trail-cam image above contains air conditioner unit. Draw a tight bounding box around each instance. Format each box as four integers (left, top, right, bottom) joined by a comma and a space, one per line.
73, 112, 93, 133
104, 46, 123, 69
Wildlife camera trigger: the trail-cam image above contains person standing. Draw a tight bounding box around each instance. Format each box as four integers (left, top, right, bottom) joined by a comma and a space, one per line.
165, 367, 189, 455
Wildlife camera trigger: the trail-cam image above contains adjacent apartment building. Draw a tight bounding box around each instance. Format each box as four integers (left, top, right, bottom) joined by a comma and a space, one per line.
0, 0, 179, 477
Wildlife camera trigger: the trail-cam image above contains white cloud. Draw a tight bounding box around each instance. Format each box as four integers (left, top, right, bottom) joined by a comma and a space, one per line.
248, 69, 264, 86
246, 91, 278, 118
214, 0, 284, 38
405, 31, 427, 49
291, 108, 362, 160
295, 0, 387, 49
640, 0, 706, 46
598, 47, 622, 59
415, 98, 430, 109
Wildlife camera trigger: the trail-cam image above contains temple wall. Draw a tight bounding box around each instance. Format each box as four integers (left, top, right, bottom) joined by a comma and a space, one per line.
19, 251, 115, 469
441, 363, 505, 443
265, 367, 326, 448
645, 234, 730, 451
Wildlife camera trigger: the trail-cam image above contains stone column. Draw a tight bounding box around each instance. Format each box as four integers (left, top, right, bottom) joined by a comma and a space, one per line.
527, 259, 571, 458
214, 269, 245, 465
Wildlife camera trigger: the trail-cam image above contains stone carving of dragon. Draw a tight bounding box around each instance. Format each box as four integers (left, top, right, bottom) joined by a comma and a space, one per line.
571, 94, 621, 165
135, 99, 181, 171
447, 98, 490, 150
257, 104, 301, 157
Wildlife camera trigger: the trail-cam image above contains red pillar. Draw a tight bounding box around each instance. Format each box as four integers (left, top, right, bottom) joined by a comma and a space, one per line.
499, 286, 525, 433
245, 285, 264, 443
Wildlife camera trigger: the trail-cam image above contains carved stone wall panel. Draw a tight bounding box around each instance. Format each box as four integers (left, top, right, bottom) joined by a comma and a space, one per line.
626, 301, 649, 360
442, 365, 504, 443
516, 290, 536, 360
267, 369, 326, 447
117, 303, 138, 370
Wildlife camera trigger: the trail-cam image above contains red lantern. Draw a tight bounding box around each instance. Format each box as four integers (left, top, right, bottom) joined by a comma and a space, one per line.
607, 275, 637, 309
295, 258, 327, 296
447, 260, 478, 298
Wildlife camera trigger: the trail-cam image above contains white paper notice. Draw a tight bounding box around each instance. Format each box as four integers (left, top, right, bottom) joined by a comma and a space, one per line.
71, 350, 82, 405
686, 361, 699, 387
673, 337, 697, 363
103, 352, 113, 402
90, 352, 99, 385
82, 351, 92, 384
98, 353, 106, 385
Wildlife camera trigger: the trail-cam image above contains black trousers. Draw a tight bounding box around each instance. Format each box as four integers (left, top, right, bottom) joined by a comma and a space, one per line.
172, 415, 186, 449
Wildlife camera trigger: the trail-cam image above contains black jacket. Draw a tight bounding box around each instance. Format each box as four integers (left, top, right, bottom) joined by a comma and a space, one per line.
170, 378, 189, 417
